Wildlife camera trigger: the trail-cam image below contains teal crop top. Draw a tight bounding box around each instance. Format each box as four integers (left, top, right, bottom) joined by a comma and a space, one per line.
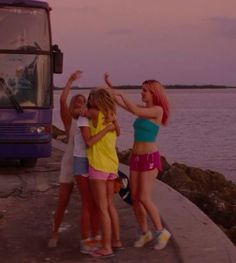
133, 118, 160, 142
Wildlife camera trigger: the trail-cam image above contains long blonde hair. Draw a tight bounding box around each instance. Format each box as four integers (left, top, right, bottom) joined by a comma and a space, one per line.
87, 87, 116, 121
143, 80, 170, 125
69, 94, 86, 118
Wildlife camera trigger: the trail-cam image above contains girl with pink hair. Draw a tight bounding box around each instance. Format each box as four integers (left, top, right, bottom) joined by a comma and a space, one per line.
105, 75, 171, 250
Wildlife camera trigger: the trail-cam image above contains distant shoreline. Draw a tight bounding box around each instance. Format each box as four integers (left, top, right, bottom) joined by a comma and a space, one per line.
54, 85, 236, 90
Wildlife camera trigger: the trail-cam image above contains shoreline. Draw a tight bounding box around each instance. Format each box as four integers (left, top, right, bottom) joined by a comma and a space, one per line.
53, 85, 236, 90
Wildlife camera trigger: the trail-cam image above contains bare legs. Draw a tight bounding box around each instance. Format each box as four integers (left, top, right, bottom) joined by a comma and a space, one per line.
130, 169, 163, 232
107, 180, 122, 248
130, 171, 148, 232
48, 176, 100, 248
74, 176, 100, 239
90, 179, 121, 254
48, 183, 73, 246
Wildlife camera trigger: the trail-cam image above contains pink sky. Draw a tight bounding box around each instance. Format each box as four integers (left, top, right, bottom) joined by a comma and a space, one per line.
47, 0, 236, 87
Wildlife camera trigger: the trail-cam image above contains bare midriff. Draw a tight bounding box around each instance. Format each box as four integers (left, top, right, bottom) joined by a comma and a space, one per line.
132, 141, 158, 155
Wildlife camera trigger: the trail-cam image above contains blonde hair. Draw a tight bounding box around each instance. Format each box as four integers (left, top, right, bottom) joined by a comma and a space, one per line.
87, 87, 116, 120
143, 80, 170, 125
69, 94, 86, 117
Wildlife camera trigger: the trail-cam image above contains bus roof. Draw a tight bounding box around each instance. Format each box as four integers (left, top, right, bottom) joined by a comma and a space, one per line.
0, 0, 50, 10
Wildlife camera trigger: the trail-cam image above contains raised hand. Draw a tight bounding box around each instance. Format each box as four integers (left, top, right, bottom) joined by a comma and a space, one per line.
104, 72, 112, 88
104, 72, 109, 81
69, 70, 82, 82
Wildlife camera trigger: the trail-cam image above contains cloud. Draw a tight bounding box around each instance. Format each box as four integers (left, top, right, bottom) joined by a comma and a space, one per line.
209, 17, 236, 39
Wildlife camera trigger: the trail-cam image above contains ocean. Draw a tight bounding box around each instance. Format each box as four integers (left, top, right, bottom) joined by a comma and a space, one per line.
53, 88, 236, 183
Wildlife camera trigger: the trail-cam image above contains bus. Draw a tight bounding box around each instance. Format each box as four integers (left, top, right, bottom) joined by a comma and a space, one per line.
0, 0, 63, 167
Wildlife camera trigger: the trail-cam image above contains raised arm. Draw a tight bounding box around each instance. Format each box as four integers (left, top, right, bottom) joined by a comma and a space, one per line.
114, 94, 132, 112
104, 72, 130, 112
60, 70, 82, 134
104, 72, 112, 88
117, 91, 162, 119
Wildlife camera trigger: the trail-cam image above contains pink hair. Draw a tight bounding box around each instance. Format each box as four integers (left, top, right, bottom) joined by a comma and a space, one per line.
143, 80, 170, 125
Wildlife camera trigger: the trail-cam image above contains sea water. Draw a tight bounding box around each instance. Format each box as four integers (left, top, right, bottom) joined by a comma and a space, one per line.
53, 88, 236, 183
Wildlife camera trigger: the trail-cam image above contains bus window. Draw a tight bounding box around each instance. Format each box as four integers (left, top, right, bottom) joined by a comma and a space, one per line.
0, 6, 50, 51
0, 54, 51, 107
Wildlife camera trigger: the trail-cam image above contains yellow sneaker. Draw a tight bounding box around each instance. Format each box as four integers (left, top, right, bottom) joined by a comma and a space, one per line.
154, 229, 171, 250
134, 230, 153, 248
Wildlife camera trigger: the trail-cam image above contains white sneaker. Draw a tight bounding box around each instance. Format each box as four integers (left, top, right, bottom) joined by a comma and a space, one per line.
134, 230, 153, 248
92, 235, 102, 248
80, 238, 97, 254
154, 229, 171, 250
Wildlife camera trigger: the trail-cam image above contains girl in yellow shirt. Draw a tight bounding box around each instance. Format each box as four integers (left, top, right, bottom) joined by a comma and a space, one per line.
86, 88, 122, 258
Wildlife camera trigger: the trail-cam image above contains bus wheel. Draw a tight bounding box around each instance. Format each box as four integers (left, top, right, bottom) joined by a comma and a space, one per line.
20, 158, 37, 168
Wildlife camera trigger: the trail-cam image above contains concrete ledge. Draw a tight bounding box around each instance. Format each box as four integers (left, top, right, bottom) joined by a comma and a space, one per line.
51, 142, 236, 263
118, 163, 236, 263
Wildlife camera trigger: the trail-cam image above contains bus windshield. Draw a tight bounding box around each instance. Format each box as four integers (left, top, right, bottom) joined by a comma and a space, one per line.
0, 6, 50, 50
0, 6, 51, 108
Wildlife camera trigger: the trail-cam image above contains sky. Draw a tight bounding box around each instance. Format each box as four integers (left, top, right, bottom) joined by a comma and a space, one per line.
47, 0, 236, 87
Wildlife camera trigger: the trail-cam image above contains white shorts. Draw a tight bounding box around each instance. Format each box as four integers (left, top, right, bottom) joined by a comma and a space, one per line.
59, 147, 74, 184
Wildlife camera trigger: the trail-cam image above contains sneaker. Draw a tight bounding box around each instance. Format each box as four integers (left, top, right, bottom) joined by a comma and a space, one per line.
134, 230, 153, 248
80, 238, 97, 254
92, 235, 102, 248
154, 228, 171, 250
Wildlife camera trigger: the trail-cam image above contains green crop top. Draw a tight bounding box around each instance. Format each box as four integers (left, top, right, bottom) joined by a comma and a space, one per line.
133, 118, 160, 142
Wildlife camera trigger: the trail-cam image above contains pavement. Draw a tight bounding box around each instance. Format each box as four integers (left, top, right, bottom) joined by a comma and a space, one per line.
119, 163, 236, 263
0, 140, 235, 263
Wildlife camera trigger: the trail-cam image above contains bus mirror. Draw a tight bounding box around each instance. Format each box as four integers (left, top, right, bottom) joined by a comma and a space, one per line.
52, 45, 63, 74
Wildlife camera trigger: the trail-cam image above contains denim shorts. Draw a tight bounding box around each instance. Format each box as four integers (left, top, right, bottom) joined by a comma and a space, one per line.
73, 157, 89, 177
89, 166, 117, 181
129, 151, 162, 172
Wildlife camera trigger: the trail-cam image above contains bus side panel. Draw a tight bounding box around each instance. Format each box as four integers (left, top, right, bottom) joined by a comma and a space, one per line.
0, 142, 51, 158
0, 108, 53, 158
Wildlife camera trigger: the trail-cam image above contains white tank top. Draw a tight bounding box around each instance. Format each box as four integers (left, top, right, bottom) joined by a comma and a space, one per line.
73, 116, 89, 157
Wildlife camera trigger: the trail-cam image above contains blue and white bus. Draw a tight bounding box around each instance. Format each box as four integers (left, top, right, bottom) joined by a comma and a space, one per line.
0, 0, 63, 167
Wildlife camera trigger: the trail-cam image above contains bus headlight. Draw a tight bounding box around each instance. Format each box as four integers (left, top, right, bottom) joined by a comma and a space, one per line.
30, 126, 46, 134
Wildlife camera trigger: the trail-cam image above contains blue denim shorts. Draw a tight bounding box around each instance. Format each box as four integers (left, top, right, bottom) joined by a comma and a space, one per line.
73, 157, 89, 176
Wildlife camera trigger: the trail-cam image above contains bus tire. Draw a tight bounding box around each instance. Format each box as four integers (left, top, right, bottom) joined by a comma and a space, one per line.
20, 158, 37, 168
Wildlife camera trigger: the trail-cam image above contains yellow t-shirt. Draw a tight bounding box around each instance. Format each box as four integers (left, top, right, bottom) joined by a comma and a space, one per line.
87, 112, 118, 173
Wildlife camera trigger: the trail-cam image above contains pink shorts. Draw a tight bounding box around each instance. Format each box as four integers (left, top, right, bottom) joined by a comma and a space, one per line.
129, 151, 163, 172
89, 166, 117, 181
